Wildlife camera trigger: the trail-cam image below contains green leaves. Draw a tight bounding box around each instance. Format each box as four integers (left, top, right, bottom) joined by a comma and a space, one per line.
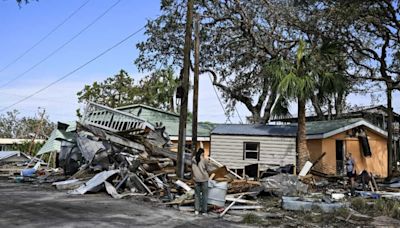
76, 68, 179, 112
0, 109, 54, 139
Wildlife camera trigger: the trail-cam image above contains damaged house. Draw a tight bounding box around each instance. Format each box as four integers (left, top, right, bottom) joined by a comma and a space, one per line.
210, 124, 297, 178
116, 104, 214, 156
306, 118, 388, 178
210, 118, 389, 178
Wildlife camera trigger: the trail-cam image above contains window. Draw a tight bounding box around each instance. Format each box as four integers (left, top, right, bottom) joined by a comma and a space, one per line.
243, 142, 260, 160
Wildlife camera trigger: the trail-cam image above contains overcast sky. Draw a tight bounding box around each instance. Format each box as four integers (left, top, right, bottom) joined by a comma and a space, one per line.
0, 0, 399, 123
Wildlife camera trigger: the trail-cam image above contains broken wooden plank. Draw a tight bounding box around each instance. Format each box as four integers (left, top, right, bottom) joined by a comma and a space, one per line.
175, 180, 192, 192
299, 161, 313, 177
371, 174, 379, 191
369, 181, 375, 192
219, 194, 244, 217
131, 173, 153, 195
311, 152, 326, 168
229, 205, 263, 210
225, 197, 258, 205
209, 157, 243, 180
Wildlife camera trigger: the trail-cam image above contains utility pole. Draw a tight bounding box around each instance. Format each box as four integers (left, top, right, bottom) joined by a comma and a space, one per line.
387, 85, 393, 177
177, 0, 194, 178
28, 108, 45, 155
192, 14, 200, 156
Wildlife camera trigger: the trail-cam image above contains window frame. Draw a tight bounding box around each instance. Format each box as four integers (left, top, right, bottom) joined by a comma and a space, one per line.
243, 142, 260, 160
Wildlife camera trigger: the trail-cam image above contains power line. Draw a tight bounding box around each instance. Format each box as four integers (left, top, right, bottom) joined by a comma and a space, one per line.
0, 0, 122, 89
207, 73, 233, 123
0, 26, 145, 112
0, 0, 91, 74
0, 91, 63, 103
207, 73, 244, 123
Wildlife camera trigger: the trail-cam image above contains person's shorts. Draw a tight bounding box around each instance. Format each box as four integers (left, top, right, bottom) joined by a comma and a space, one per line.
347, 172, 356, 178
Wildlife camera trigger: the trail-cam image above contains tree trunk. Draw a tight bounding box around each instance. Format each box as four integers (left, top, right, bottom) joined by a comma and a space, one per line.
335, 92, 344, 119
387, 84, 394, 178
311, 94, 324, 120
250, 111, 262, 124
327, 99, 333, 120
297, 98, 310, 172
260, 91, 277, 124
176, 0, 193, 178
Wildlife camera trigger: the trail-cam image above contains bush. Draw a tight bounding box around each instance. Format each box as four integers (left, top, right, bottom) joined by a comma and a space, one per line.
334, 207, 350, 218
351, 198, 367, 212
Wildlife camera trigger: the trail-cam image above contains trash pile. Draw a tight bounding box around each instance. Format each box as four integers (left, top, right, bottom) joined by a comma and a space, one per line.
5, 102, 400, 225
4, 102, 265, 217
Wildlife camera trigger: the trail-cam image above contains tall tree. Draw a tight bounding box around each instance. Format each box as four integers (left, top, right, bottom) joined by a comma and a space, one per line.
77, 70, 139, 108
0, 109, 54, 139
77, 69, 179, 111
278, 40, 341, 169
136, 0, 299, 124
137, 67, 179, 112
316, 0, 400, 176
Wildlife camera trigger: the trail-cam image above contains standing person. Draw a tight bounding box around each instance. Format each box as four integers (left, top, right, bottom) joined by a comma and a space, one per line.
192, 148, 209, 215
346, 153, 356, 196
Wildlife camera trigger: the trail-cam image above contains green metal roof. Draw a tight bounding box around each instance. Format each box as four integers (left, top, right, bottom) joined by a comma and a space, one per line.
36, 129, 75, 156
292, 118, 387, 139
117, 104, 214, 137
304, 118, 363, 135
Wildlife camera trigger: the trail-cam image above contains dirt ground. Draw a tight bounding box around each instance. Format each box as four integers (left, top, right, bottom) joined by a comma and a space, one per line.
0, 181, 249, 228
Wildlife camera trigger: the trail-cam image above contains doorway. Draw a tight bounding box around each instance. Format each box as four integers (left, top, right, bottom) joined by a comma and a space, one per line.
336, 140, 344, 175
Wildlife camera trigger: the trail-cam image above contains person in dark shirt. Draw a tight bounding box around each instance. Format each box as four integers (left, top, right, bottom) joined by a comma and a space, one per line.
346, 153, 356, 195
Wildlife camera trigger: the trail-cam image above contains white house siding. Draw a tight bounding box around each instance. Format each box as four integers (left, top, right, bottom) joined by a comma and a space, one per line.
210, 135, 296, 170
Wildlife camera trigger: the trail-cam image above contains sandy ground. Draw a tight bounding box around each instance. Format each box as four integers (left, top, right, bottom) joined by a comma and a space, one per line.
0, 181, 248, 228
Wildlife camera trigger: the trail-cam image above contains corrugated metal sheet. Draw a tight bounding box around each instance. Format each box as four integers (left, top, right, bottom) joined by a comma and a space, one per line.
210, 135, 296, 170
0, 151, 30, 161
211, 124, 297, 137
36, 129, 75, 156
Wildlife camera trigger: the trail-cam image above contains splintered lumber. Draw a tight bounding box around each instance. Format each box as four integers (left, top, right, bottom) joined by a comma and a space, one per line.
369, 181, 375, 192
175, 180, 192, 192
299, 161, 313, 177
132, 174, 153, 195
225, 197, 258, 205
209, 157, 243, 180
311, 152, 326, 168
210, 166, 229, 179
228, 179, 262, 194
229, 205, 263, 210
143, 141, 192, 165
219, 193, 245, 217
226, 192, 259, 197
371, 174, 379, 191
209, 173, 216, 180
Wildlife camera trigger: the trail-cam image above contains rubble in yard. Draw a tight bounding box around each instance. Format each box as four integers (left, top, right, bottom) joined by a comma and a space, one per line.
0, 102, 265, 219
3, 102, 400, 226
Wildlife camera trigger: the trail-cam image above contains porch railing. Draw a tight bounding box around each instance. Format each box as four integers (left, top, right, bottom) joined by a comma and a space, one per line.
82, 102, 154, 132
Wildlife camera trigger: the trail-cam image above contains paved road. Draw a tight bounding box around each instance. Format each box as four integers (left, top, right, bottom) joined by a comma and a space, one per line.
0, 181, 246, 228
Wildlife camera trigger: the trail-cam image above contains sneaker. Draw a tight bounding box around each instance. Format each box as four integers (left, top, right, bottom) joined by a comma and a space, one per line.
195, 211, 199, 215
202, 213, 207, 216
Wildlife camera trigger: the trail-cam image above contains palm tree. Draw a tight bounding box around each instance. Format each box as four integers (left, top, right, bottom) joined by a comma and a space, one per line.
277, 40, 341, 170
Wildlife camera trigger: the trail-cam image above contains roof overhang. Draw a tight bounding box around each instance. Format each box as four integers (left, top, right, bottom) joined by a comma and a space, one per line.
307, 119, 388, 139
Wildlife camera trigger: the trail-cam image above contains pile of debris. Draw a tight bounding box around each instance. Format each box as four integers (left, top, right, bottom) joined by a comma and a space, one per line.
6, 102, 264, 217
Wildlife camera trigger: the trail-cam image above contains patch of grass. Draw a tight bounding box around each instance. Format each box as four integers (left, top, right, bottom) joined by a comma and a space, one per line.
391, 206, 400, 219
334, 207, 350, 218
351, 197, 367, 212
242, 213, 262, 224
373, 198, 389, 215
373, 198, 400, 219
